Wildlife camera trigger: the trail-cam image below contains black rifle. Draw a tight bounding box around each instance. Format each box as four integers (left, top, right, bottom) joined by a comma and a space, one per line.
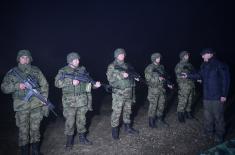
60, 72, 112, 92
114, 64, 143, 82
10, 69, 58, 117
178, 65, 196, 78
152, 68, 174, 87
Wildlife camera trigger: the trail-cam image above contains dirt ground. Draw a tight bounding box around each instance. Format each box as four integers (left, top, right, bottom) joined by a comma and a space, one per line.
1, 90, 235, 155
40, 91, 234, 155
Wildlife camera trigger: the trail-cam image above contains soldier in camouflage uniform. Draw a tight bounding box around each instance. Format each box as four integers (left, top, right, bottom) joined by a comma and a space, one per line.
145, 53, 173, 128
106, 48, 139, 140
175, 51, 195, 123
1, 50, 49, 155
55, 52, 101, 150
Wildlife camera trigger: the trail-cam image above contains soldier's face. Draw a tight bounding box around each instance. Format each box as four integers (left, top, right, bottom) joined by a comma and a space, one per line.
155, 57, 161, 64
19, 56, 30, 65
117, 54, 125, 61
202, 53, 213, 62
71, 58, 79, 67
184, 54, 189, 61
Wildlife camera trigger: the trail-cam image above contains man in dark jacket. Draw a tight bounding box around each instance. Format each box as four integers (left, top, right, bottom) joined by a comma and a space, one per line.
181, 48, 230, 143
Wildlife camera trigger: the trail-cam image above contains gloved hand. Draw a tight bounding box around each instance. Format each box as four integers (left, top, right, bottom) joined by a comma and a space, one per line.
42, 106, 49, 117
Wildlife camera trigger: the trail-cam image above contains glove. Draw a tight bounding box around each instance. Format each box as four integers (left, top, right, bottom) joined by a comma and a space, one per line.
42, 106, 49, 117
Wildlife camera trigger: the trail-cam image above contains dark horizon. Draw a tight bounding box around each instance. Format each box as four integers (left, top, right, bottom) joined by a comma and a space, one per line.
1, 1, 234, 76
1, 1, 234, 110
0, 1, 235, 154
1, 1, 234, 107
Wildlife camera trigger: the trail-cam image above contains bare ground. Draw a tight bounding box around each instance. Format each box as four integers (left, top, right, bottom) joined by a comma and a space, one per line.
1, 91, 235, 155
40, 93, 222, 155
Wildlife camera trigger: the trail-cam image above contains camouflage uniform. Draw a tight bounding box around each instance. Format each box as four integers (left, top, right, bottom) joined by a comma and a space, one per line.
106, 48, 138, 139
145, 53, 166, 120
87, 93, 93, 111
55, 52, 92, 147
1, 50, 49, 153
175, 51, 195, 121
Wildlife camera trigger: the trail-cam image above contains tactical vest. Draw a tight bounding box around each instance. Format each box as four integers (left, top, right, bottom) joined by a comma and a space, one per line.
61, 66, 89, 96
112, 63, 133, 89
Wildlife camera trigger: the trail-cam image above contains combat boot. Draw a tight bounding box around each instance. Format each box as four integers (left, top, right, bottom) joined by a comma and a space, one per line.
157, 116, 169, 127
65, 135, 74, 150
185, 111, 193, 119
124, 123, 139, 134
79, 133, 93, 145
31, 142, 43, 155
112, 127, 119, 140
20, 144, 29, 155
178, 112, 185, 123
148, 117, 157, 128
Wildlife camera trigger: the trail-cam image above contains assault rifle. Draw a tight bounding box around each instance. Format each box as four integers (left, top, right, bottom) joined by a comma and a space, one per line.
152, 68, 174, 88
10, 69, 58, 117
178, 65, 196, 79
114, 64, 143, 82
59, 72, 112, 92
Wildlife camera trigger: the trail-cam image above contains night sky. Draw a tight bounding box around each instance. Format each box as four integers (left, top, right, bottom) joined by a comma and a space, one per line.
0, 1, 234, 110
0, 2, 235, 154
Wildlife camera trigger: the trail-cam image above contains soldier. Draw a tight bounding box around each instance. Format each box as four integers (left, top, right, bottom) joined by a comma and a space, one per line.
175, 51, 195, 123
55, 52, 101, 150
106, 48, 139, 140
145, 53, 173, 128
181, 48, 230, 143
1, 50, 49, 155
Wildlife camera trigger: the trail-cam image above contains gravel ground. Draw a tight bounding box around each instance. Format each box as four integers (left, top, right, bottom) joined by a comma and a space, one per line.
40, 94, 224, 155
1, 92, 234, 155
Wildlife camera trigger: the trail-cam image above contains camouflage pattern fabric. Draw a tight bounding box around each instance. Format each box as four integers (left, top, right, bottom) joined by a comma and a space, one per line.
63, 106, 88, 135
175, 60, 195, 112
55, 65, 91, 135
87, 93, 93, 111
147, 87, 166, 117
106, 60, 135, 127
1, 62, 48, 146
145, 63, 166, 117
15, 107, 43, 146
1, 64, 49, 111
111, 89, 133, 127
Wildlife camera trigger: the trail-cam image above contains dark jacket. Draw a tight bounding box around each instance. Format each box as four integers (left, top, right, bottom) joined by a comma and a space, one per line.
188, 57, 230, 100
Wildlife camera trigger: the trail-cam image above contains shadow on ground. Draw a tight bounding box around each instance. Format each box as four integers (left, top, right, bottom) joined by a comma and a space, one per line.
1, 89, 235, 155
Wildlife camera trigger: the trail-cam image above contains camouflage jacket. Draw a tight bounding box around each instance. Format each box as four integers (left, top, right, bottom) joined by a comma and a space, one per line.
55, 65, 93, 108
106, 60, 135, 90
1, 64, 49, 111
145, 63, 166, 89
175, 60, 195, 85
55, 65, 90, 96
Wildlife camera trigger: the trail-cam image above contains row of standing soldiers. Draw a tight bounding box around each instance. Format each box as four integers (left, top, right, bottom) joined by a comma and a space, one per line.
0, 48, 219, 155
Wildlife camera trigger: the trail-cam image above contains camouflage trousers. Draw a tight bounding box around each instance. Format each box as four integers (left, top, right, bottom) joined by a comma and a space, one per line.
63, 106, 88, 135
111, 93, 132, 127
147, 88, 166, 118
15, 107, 43, 146
87, 93, 92, 111
203, 100, 225, 137
177, 83, 195, 112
